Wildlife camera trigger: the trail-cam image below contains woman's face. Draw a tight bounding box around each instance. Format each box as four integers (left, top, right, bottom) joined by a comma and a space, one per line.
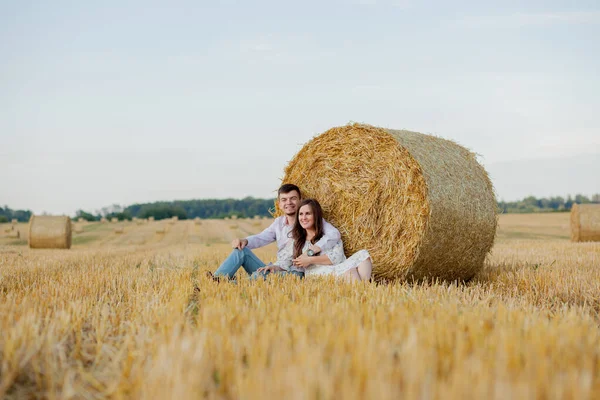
298, 204, 315, 230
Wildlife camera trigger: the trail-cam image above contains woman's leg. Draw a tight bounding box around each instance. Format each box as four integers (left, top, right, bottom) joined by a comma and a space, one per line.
343, 268, 361, 282
356, 257, 373, 281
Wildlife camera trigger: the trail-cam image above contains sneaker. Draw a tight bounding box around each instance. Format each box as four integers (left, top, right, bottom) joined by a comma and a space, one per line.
205, 271, 236, 283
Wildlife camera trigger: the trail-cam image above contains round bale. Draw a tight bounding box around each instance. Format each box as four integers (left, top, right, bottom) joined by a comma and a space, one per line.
281, 123, 498, 282
571, 204, 600, 242
29, 215, 72, 249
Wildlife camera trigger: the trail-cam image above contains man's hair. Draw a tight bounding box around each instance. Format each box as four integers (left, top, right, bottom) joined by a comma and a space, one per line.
278, 183, 301, 198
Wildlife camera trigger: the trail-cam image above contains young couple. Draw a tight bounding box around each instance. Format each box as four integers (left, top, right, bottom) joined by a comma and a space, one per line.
207, 184, 372, 282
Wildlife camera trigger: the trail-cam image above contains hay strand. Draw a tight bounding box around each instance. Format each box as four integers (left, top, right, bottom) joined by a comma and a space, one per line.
28, 215, 72, 249
280, 123, 497, 282
570, 204, 600, 242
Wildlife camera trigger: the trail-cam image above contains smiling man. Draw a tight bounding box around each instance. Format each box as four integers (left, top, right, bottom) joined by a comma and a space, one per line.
208, 183, 341, 280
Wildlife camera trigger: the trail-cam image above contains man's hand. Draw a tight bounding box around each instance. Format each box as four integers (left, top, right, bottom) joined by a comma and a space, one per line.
231, 238, 249, 250
293, 254, 312, 269
257, 265, 283, 273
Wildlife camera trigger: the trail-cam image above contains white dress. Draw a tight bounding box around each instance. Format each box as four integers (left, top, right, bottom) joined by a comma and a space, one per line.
276, 239, 371, 277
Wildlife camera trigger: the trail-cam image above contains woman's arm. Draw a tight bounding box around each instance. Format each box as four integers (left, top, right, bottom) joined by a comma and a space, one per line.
293, 253, 332, 268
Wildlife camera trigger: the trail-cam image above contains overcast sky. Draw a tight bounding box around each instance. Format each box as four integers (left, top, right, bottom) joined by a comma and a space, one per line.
1, 1, 599, 215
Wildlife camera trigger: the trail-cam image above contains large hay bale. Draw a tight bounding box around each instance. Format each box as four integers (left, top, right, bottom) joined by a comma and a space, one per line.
281, 123, 498, 282
571, 204, 600, 242
28, 215, 72, 249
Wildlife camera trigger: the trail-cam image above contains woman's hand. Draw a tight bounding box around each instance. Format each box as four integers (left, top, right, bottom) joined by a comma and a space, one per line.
292, 254, 313, 268
257, 265, 283, 273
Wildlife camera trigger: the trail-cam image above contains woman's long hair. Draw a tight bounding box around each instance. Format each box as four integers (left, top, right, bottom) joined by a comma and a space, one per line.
291, 199, 324, 258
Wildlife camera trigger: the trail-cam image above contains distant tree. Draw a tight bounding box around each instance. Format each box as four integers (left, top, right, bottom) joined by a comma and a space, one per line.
75, 210, 98, 221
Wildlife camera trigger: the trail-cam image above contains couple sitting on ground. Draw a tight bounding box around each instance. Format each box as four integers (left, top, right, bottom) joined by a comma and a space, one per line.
207, 184, 372, 282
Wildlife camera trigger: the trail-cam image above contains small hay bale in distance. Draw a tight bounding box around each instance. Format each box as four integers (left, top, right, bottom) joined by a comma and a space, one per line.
3, 225, 13, 233
156, 226, 166, 234
28, 215, 72, 249
194, 217, 202, 225
111, 217, 118, 223
280, 123, 498, 282
571, 204, 600, 242
114, 227, 124, 234
100, 217, 108, 223
74, 225, 84, 234
229, 224, 238, 229
148, 216, 155, 222
7, 230, 20, 239
11, 219, 17, 225
77, 217, 85, 223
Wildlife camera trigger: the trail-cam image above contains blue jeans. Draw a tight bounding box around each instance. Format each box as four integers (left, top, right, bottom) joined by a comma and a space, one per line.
214, 247, 304, 280
214, 247, 265, 278
251, 269, 304, 281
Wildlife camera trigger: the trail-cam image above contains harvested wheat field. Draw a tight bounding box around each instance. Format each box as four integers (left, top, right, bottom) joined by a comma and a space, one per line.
0, 213, 599, 399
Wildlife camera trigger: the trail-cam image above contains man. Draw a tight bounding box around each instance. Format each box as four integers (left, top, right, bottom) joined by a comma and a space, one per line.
207, 183, 341, 280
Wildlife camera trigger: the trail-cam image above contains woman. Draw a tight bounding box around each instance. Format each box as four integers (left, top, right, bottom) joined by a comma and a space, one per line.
258, 199, 372, 281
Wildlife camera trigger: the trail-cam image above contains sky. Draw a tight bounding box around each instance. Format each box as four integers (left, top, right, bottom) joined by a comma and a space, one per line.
1, 0, 599, 215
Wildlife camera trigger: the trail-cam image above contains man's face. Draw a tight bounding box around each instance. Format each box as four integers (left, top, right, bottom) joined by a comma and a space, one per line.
278, 190, 300, 216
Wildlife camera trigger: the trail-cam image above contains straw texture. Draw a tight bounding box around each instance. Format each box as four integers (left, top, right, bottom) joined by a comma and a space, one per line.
570, 204, 600, 242
28, 215, 72, 249
280, 123, 498, 282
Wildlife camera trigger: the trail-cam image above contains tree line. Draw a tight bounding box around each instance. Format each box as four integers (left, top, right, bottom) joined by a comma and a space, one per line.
498, 194, 600, 214
74, 197, 277, 221
2, 193, 599, 222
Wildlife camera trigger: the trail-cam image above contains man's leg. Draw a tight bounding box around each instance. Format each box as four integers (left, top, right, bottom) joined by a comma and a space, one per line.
250, 270, 304, 281
214, 247, 266, 278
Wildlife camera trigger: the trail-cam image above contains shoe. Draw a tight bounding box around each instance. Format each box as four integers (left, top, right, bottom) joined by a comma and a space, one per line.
205, 271, 236, 283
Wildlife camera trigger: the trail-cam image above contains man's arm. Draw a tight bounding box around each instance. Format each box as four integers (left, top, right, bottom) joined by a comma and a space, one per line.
245, 218, 278, 249
312, 219, 341, 253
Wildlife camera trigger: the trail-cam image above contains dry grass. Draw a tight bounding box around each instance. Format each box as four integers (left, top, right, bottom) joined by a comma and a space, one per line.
0, 214, 599, 399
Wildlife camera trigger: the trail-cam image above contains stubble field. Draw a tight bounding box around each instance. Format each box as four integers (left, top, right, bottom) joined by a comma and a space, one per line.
0, 213, 599, 399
